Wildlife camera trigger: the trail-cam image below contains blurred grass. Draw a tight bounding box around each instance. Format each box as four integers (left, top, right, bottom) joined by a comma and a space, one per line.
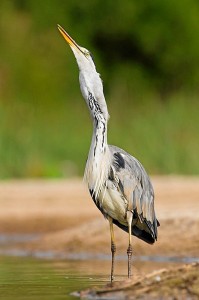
110, 94, 199, 174
0, 1, 199, 178
1, 93, 198, 178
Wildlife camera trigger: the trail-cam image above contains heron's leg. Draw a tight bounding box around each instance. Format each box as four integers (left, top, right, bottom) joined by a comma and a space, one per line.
108, 217, 116, 282
127, 211, 133, 279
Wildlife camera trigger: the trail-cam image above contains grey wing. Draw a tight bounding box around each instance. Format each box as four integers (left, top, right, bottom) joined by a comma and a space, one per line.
109, 145, 159, 244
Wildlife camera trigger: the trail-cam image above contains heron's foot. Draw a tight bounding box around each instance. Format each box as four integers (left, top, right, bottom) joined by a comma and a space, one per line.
127, 243, 133, 279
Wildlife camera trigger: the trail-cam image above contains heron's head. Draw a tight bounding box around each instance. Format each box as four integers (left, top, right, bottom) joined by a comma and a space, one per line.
58, 24, 96, 73
58, 25, 109, 121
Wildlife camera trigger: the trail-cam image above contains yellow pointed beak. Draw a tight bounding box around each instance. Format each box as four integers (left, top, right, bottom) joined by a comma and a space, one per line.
57, 24, 83, 54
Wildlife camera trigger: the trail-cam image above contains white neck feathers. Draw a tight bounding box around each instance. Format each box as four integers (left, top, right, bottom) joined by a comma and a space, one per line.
84, 93, 110, 198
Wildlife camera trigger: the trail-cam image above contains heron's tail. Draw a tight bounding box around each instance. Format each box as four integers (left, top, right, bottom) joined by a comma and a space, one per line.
112, 218, 160, 244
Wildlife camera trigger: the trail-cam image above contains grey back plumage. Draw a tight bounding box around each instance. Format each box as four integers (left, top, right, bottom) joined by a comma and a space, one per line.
109, 145, 159, 244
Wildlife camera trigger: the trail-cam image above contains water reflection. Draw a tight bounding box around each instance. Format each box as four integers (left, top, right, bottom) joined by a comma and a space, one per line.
0, 232, 199, 300
0, 256, 106, 300
1, 255, 199, 300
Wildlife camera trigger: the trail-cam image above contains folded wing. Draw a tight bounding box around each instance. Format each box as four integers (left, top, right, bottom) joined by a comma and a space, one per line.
109, 145, 159, 244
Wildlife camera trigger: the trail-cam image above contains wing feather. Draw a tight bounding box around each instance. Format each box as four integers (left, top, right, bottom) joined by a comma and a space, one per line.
109, 145, 159, 242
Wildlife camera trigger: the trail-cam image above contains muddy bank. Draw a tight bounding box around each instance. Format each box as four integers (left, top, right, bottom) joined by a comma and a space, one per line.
77, 263, 199, 300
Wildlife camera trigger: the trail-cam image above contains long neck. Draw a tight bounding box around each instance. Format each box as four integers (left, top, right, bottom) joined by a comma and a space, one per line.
84, 91, 110, 196
92, 110, 108, 157
88, 91, 108, 152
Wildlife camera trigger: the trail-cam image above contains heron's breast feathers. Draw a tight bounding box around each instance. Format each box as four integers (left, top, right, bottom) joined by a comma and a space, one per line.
84, 146, 111, 199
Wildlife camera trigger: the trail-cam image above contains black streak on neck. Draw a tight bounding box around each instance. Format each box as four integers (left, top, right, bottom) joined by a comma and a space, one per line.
88, 91, 107, 157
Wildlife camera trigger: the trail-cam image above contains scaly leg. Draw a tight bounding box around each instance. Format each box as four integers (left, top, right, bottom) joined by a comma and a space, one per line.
126, 211, 133, 279
108, 217, 116, 282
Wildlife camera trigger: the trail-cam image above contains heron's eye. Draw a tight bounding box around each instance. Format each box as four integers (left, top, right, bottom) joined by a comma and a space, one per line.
84, 50, 94, 60
84, 50, 90, 57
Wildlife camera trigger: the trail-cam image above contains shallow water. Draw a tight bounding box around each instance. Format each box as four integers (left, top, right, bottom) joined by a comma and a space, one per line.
0, 233, 199, 299
1, 254, 199, 300
0, 256, 110, 300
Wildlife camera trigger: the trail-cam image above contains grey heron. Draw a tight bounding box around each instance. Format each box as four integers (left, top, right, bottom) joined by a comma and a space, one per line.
58, 25, 160, 282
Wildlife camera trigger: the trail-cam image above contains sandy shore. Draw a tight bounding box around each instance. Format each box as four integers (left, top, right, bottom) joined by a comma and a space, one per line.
0, 176, 198, 258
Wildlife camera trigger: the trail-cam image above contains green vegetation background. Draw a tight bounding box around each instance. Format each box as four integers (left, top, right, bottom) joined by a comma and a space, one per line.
0, 0, 199, 178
